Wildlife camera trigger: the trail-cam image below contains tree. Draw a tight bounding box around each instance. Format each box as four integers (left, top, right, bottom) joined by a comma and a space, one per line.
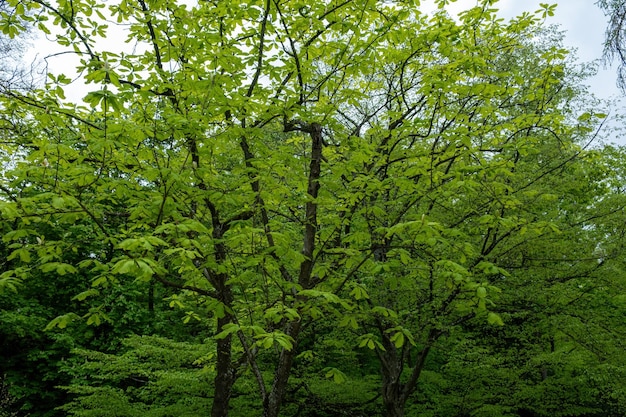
428, 142, 626, 417
0, 1, 620, 417
311, 10, 616, 416
598, 0, 626, 90
0, 0, 37, 93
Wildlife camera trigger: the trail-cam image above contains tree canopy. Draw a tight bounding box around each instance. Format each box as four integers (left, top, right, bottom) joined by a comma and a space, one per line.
1, 1, 625, 417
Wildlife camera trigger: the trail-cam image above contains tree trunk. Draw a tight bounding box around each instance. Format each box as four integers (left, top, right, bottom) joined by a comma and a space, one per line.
261, 122, 322, 417
380, 344, 406, 417
383, 396, 406, 417
262, 320, 302, 417
211, 269, 236, 417
211, 318, 235, 417
379, 333, 433, 417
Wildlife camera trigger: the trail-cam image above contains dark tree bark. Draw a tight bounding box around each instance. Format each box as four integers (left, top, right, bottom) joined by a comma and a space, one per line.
262, 122, 323, 417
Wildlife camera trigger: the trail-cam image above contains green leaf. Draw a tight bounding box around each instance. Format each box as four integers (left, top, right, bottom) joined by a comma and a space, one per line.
254, 331, 295, 351
390, 331, 405, 348
215, 323, 240, 340
371, 306, 398, 319
487, 312, 504, 326
349, 284, 369, 300
7, 248, 30, 263
72, 289, 100, 301
323, 367, 347, 384
111, 259, 135, 275
339, 315, 359, 329
476, 286, 487, 299
46, 313, 80, 330
85, 311, 108, 326
51, 196, 65, 208
183, 311, 201, 323
0, 271, 22, 293
274, 334, 294, 350
39, 262, 78, 275
297, 350, 315, 361
357, 334, 385, 351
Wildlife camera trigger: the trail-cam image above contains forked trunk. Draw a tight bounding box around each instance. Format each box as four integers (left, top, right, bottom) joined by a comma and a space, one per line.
379, 337, 433, 417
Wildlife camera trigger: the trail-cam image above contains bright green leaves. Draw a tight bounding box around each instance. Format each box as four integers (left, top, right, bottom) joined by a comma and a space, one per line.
264, 304, 300, 324
0, 1, 620, 416
214, 323, 239, 340
298, 289, 349, 308
386, 326, 417, 349
435, 0, 458, 10
61, 335, 217, 416
117, 236, 168, 253
183, 311, 201, 323
436, 259, 471, 285
338, 314, 359, 330
477, 286, 487, 299
474, 261, 508, 277
111, 257, 158, 281
370, 306, 398, 320
323, 367, 347, 384
0, 271, 22, 293
537, 3, 558, 18
39, 262, 78, 276
83, 58, 121, 86
459, 280, 502, 316
0, 9, 26, 38
72, 288, 99, 301
358, 333, 385, 351
487, 312, 504, 326
7, 247, 31, 263
45, 305, 110, 330
577, 111, 608, 125
109, 237, 170, 281
83, 89, 123, 112
45, 313, 80, 330
256, 331, 295, 350
85, 308, 111, 326
349, 284, 369, 301
215, 323, 295, 351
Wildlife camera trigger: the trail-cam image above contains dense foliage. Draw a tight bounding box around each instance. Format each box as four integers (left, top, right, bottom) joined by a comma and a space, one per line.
1, 0, 625, 416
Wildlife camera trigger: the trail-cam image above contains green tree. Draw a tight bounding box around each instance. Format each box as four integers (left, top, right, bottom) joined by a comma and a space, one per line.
327, 10, 618, 417
0, 1, 621, 417
428, 144, 626, 417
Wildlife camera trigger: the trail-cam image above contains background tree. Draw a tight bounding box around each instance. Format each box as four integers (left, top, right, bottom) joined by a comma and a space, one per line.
598, 0, 626, 91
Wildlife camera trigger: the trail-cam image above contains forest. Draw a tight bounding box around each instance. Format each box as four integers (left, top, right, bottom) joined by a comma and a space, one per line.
1, 0, 626, 416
